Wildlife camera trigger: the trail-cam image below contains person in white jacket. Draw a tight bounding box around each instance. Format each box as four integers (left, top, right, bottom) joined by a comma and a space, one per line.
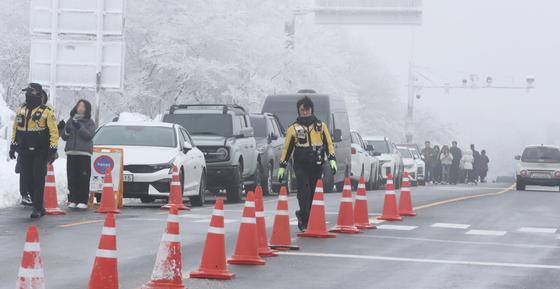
440, 145, 453, 184
461, 150, 475, 184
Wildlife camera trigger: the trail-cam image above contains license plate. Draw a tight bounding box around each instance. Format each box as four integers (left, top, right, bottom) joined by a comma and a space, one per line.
531, 173, 551, 179
123, 174, 134, 182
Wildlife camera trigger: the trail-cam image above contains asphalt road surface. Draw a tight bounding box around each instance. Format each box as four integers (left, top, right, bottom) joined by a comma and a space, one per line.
2, 183, 560, 289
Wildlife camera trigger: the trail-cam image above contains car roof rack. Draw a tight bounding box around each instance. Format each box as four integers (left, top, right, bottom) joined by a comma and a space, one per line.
168, 104, 246, 114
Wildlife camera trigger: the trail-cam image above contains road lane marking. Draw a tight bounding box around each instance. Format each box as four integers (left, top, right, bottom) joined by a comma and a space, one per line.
414, 184, 514, 211
377, 225, 418, 231
277, 251, 560, 270
431, 223, 471, 229
369, 219, 385, 224
349, 234, 560, 249
58, 219, 104, 228
192, 218, 238, 224
466, 229, 507, 236
517, 227, 557, 234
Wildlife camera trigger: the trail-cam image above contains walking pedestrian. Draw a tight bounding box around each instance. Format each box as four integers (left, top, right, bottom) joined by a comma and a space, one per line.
60, 100, 96, 209
449, 141, 462, 185
440, 145, 453, 184
462, 150, 475, 184
432, 145, 442, 183
9, 83, 59, 218
421, 141, 434, 183
278, 96, 337, 231
471, 144, 481, 183
479, 150, 490, 183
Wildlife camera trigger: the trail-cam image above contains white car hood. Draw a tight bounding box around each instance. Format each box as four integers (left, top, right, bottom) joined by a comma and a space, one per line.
378, 154, 394, 162
403, 158, 415, 166
95, 145, 178, 165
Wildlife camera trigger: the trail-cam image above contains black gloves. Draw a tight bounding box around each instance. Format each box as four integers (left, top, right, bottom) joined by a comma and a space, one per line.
9, 145, 17, 160
72, 120, 81, 130
57, 120, 66, 131
47, 148, 58, 164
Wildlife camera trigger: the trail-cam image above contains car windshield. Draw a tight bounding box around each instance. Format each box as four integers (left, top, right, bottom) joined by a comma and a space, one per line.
250, 116, 267, 138
410, 149, 420, 159
163, 113, 233, 137
93, 126, 176, 147
366, 140, 390, 153
398, 148, 413, 158
521, 147, 560, 163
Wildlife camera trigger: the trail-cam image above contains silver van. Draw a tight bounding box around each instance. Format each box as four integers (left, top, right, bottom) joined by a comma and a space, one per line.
261, 90, 352, 193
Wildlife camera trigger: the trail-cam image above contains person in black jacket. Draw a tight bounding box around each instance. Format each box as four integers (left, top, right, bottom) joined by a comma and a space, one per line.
60, 100, 96, 209
449, 141, 462, 185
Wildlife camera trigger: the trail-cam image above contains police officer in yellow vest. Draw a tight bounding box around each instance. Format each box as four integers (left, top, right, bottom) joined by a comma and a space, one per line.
10, 83, 59, 218
278, 96, 336, 231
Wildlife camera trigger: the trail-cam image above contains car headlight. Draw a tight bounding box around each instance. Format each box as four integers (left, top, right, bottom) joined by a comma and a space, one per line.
149, 161, 173, 173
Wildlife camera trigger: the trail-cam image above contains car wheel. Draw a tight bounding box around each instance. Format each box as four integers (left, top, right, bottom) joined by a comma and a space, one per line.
516, 180, 525, 191
95, 194, 101, 203
190, 171, 206, 207
263, 164, 275, 196
140, 196, 155, 203
226, 166, 243, 203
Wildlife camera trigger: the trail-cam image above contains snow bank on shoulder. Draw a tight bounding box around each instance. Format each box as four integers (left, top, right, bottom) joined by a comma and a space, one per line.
117, 112, 152, 122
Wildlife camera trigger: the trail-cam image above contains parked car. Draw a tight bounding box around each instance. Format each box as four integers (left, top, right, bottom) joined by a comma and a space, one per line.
350, 130, 378, 189
262, 89, 352, 193
363, 136, 404, 189
398, 146, 418, 186
409, 147, 426, 185
162, 104, 260, 203
515, 145, 560, 191
249, 113, 285, 195
92, 121, 207, 206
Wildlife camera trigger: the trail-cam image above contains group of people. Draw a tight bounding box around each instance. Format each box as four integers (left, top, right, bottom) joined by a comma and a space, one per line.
10, 82, 96, 218
421, 141, 489, 185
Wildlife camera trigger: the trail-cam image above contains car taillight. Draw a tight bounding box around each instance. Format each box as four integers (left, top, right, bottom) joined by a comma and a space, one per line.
520, 170, 529, 177
554, 171, 560, 178
351, 147, 356, 154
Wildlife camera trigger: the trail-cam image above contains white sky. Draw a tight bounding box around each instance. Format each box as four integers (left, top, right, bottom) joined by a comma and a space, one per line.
346, 0, 560, 177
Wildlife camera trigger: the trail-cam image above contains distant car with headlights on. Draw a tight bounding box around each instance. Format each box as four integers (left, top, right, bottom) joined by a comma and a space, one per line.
363, 136, 403, 189
249, 113, 285, 195
93, 121, 207, 206
397, 146, 419, 186
515, 145, 560, 191
350, 130, 378, 189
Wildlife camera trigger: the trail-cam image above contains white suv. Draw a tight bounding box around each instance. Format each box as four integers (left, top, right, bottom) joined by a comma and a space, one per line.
363, 136, 403, 189
350, 130, 377, 189
515, 145, 560, 191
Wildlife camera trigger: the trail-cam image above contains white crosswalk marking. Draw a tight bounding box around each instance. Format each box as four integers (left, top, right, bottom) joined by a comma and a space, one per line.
369, 218, 385, 224
193, 218, 238, 224
377, 225, 418, 231
517, 227, 557, 234
466, 230, 507, 236
431, 223, 471, 229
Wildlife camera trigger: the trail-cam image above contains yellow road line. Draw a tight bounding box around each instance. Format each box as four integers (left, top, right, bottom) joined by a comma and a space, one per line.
58, 219, 104, 228
414, 184, 515, 211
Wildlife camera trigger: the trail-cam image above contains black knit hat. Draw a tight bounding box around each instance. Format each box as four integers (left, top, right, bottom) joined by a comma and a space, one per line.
22, 83, 43, 92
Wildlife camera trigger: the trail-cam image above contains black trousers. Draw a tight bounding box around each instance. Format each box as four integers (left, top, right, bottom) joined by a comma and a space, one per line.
450, 162, 460, 184
67, 155, 91, 204
294, 164, 323, 228
20, 150, 48, 211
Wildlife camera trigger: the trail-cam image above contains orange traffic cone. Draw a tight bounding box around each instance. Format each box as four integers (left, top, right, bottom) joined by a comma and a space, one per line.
297, 180, 336, 238
88, 213, 118, 289
190, 197, 235, 280
228, 191, 266, 265
162, 166, 189, 211
43, 164, 65, 215
255, 185, 277, 257
140, 206, 186, 289
399, 172, 417, 217
16, 225, 45, 289
270, 186, 299, 250
330, 178, 360, 234
377, 173, 402, 221
96, 172, 121, 214
354, 176, 376, 229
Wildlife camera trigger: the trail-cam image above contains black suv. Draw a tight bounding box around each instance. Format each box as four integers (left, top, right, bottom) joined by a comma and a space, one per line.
162, 104, 260, 203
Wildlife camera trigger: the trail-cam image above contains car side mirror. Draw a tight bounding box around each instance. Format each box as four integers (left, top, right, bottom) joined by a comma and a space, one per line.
238, 127, 254, 138
183, 141, 193, 153
366, 144, 374, 151
333, 129, 342, 142
514, 155, 521, 160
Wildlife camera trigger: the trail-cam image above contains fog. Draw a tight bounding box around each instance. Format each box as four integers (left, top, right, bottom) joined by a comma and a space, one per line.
347, 0, 560, 178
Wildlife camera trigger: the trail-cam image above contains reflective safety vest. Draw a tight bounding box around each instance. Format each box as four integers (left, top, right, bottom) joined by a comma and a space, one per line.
11, 104, 59, 150
280, 120, 335, 167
